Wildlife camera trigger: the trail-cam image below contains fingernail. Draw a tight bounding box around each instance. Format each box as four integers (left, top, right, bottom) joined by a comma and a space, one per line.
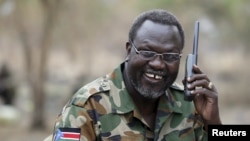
188, 84, 191, 88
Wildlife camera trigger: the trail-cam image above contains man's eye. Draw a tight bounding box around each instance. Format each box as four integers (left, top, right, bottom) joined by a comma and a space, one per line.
141, 51, 155, 57
164, 54, 178, 61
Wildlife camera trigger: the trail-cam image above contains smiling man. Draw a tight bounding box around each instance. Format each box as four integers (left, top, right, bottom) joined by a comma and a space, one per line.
48, 9, 222, 141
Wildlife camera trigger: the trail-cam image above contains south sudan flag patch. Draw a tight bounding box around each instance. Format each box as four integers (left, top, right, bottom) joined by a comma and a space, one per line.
53, 128, 81, 141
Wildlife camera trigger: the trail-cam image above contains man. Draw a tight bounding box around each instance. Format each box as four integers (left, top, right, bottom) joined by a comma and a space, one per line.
48, 9, 221, 141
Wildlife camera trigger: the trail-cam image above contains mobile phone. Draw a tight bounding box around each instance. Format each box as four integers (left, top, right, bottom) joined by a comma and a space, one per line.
184, 21, 200, 101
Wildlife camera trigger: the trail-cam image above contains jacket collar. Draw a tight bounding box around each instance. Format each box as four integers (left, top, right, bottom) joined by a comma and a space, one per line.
107, 62, 184, 115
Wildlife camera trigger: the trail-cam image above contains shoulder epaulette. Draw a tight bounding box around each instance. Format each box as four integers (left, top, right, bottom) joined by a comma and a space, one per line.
70, 75, 111, 106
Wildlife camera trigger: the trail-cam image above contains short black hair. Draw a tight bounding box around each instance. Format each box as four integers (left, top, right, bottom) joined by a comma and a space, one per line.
128, 9, 185, 49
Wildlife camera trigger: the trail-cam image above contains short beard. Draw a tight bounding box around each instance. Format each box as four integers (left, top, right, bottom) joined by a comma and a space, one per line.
131, 79, 165, 99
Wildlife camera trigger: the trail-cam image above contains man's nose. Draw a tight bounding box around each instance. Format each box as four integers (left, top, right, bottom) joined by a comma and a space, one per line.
148, 55, 165, 69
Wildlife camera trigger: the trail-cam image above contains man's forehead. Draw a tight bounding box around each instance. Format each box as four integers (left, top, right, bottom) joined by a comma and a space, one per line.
136, 20, 179, 40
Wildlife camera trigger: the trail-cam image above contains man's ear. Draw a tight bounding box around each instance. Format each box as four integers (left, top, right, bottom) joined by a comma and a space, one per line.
126, 41, 132, 54
125, 41, 132, 62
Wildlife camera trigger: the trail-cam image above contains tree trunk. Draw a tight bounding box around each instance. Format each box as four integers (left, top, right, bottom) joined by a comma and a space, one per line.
14, 0, 61, 130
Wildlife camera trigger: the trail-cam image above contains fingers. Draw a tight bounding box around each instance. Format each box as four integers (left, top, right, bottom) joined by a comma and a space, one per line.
187, 78, 212, 90
186, 64, 217, 98
188, 65, 210, 82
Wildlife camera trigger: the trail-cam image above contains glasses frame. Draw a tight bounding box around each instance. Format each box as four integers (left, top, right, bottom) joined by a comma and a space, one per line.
129, 40, 182, 63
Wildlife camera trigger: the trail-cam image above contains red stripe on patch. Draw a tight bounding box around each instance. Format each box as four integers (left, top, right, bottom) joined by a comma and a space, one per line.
62, 132, 80, 140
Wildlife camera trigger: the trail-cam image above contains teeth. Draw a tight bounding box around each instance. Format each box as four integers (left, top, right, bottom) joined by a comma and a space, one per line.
145, 73, 154, 78
155, 75, 162, 80
145, 73, 162, 80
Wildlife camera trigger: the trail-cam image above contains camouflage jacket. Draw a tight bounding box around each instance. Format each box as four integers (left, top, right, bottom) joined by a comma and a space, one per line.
52, 62, 207, 141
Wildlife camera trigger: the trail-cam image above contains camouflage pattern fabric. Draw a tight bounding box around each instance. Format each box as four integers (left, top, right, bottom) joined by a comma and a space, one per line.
51, 62, 207, 141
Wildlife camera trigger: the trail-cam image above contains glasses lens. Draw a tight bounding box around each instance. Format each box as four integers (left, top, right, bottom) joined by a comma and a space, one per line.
130, 40, 181, 62
140, 51, 156, 58
163, 54, 180, 62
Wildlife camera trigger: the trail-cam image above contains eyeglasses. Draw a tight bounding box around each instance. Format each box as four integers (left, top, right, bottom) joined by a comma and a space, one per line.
130, 40, 182, 62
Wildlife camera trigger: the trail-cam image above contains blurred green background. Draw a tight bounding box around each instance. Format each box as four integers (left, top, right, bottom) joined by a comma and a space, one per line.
0, 0, 249, 140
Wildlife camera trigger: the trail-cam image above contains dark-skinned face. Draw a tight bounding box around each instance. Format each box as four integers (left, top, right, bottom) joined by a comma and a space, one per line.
125, 20, 182, 99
